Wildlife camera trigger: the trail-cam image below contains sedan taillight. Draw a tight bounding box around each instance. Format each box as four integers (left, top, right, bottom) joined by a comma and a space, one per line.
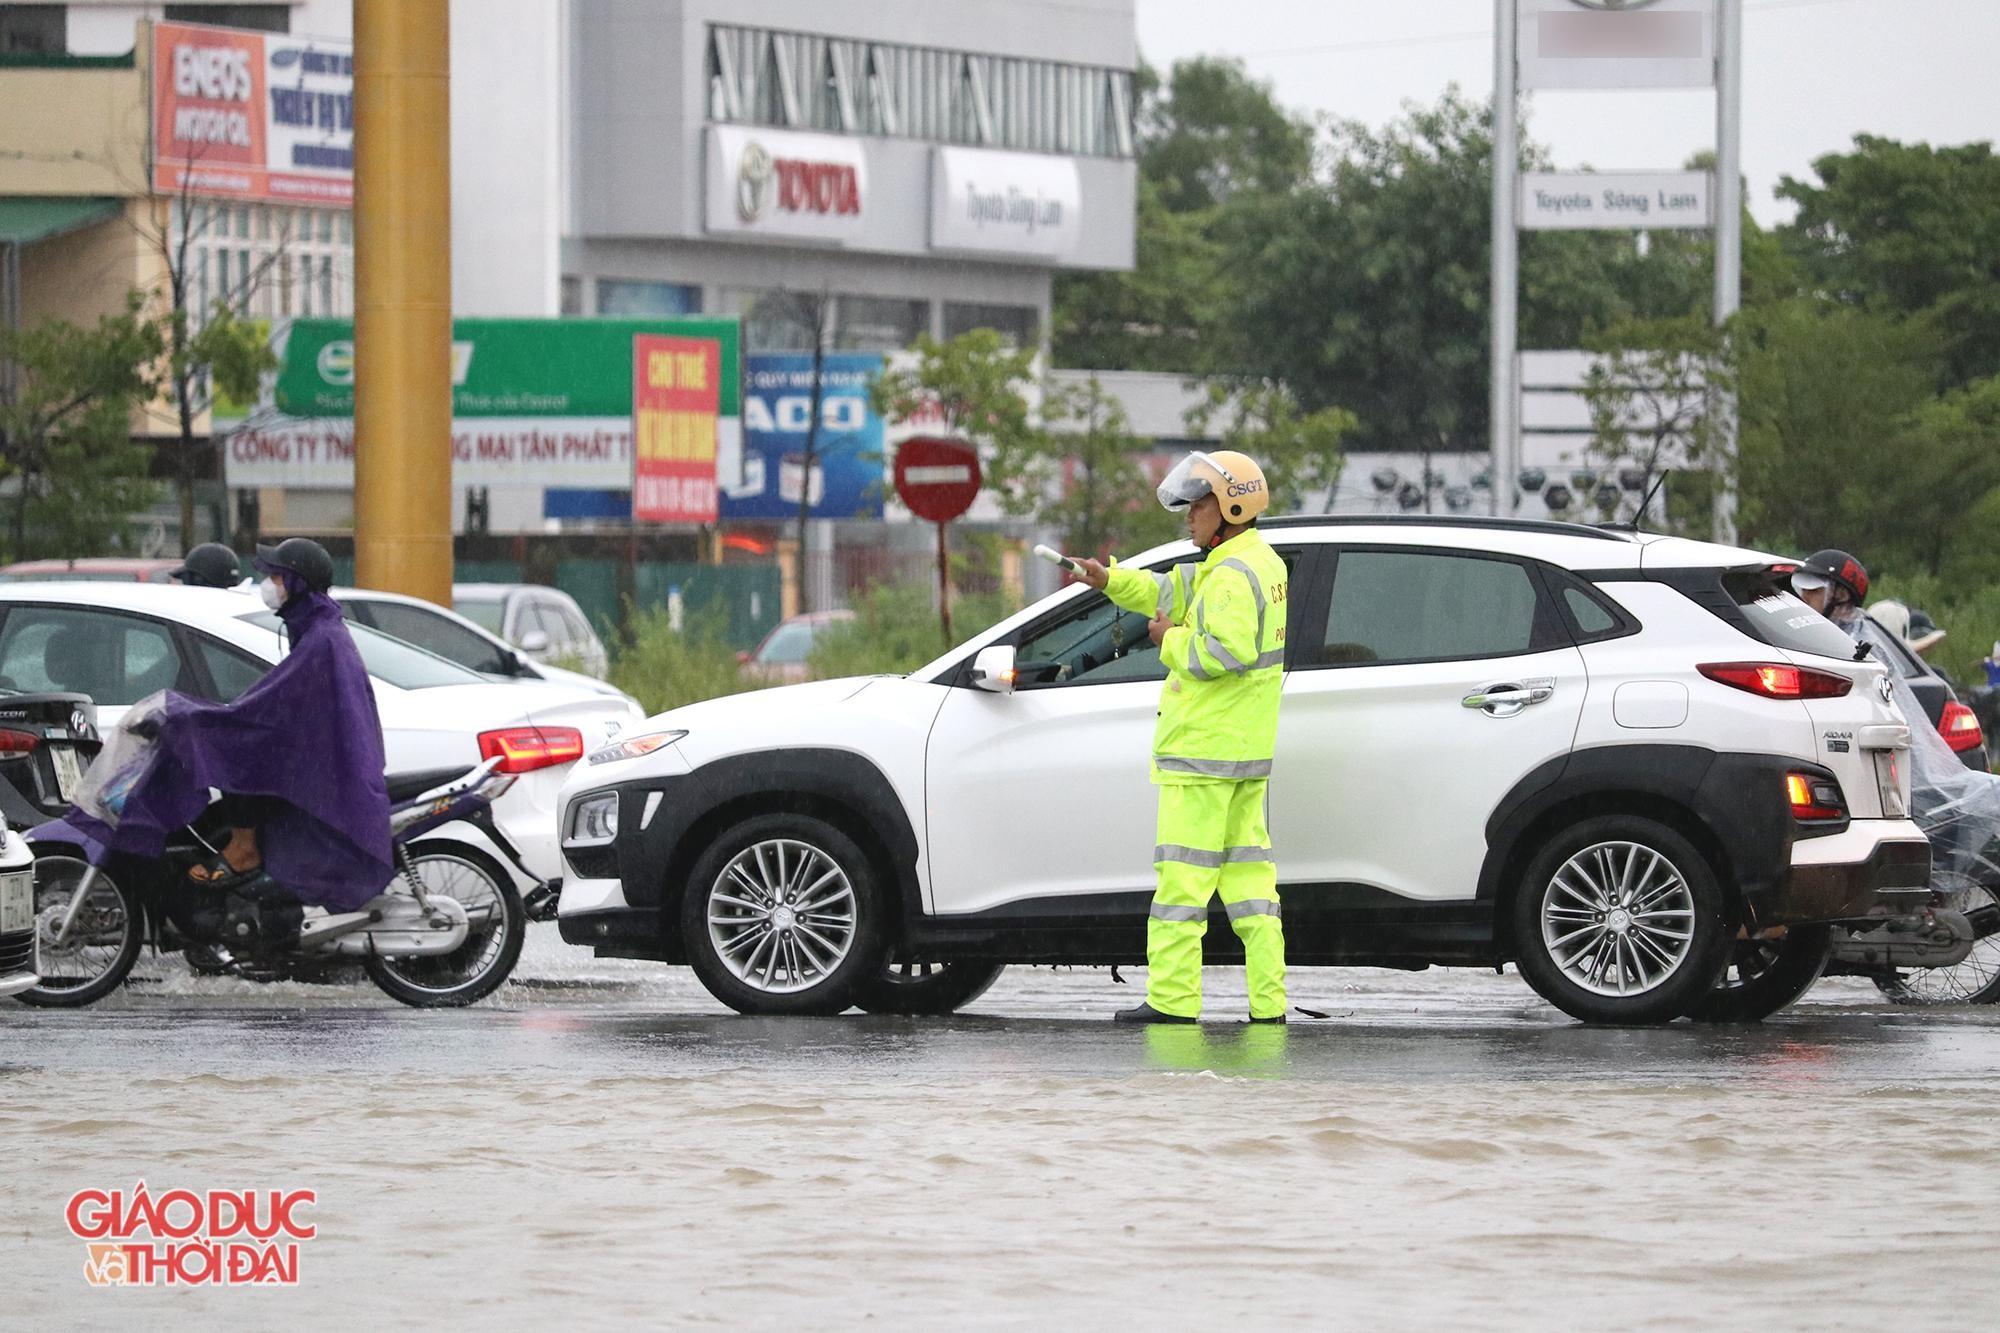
1940, 701, 1985, 755
1699, 662, 1853, 700
478, 726, 585, 774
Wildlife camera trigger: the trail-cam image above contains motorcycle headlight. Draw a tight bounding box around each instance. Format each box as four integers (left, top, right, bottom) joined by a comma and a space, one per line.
586, 730, 687, 767
565, 792, 619, 847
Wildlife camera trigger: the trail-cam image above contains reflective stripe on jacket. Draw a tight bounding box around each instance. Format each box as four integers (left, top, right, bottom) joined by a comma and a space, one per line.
1105, 528, 1287, 784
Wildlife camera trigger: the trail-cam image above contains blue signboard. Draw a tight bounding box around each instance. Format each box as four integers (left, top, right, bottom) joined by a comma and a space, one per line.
721, 352, 885, 520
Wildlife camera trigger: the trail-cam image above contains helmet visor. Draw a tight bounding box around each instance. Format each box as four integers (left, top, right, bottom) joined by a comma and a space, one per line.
1156, 452, 1219, 512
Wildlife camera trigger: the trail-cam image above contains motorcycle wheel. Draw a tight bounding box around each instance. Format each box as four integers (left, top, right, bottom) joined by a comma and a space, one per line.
1687, 926, 1834, 1022
1872, 883, 2000, 1006
362, 842, 525, 1008
15, 856, 142, 1008
851, 958, 1006, 1016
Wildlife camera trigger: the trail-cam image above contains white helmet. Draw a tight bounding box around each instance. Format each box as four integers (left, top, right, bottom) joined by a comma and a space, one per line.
1156, 450, 1270, 525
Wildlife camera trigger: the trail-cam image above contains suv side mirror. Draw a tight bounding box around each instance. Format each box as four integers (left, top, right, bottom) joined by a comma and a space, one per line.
971, 645, 1018, 694
518, 629, 552, 655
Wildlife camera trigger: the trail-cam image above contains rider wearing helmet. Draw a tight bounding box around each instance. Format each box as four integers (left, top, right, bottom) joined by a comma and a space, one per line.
169, 542, 243, 590
1074, 451, 1291, 1024
66, 537, 391, 927
1791, 549, 1869, 627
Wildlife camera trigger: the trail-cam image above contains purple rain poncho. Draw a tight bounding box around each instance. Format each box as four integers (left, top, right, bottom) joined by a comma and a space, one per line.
67, 571, 392, 910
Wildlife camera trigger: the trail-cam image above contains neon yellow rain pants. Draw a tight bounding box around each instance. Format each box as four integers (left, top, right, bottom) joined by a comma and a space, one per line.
1147, 778, 1286, 1020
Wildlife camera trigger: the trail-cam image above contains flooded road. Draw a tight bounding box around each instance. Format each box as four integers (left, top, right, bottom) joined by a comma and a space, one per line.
7, 929, 2000, 1327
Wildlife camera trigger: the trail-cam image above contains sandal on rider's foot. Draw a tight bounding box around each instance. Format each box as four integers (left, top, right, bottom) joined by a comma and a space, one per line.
187, 854, 260, 888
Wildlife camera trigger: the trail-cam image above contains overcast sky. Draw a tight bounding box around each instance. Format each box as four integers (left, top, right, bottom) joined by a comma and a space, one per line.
1133, 0, 2000, 223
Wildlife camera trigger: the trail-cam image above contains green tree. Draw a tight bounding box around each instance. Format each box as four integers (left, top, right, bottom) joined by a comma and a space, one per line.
869, 329, 1043, 515
1051, 179, 1228, 372
1184, 381, 1355, 515
159, 298, 278, 545
1139, 57, 1315, 213
1778, 136, 2000, 388
0, 299, 163, 559
1037, 375, 1177, 558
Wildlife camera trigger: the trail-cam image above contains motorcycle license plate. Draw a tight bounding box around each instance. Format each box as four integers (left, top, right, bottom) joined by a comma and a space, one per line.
50, 744, 84, 803
0, 872, 29, 935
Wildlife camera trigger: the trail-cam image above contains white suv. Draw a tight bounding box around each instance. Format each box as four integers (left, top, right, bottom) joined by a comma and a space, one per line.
555, 517, 1930, 1025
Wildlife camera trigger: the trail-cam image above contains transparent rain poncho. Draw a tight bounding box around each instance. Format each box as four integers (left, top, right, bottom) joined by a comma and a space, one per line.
1849, 613, 2000, 894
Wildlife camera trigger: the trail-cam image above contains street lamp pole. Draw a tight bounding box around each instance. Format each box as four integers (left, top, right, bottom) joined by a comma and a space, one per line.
1489, 0, 1520, 518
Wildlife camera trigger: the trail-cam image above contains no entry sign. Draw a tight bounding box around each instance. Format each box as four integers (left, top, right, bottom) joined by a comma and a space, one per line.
894, 436, 981, 524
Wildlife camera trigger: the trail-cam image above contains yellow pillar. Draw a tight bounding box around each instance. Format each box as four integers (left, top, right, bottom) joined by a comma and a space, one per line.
352, 0, 452, 603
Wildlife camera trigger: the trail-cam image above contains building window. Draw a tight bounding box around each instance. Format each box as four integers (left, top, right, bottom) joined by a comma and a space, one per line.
944, 302, 1038, 348
169, 201, 352, 327
722, 289, 821, 353
596, 280, 701, 317
704, 23, 1135, 160
835, 295, 927, 352
0, 5, 65, 55
163, 5, 290, 34
560, 276, 582, 316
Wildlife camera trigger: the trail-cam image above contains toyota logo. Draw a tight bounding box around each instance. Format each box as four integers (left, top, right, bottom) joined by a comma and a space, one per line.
737, 141, 774, 222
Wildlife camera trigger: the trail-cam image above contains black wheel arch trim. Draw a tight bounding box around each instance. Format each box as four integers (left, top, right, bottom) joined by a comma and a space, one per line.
587, 748, 924, 926
1478, 743, 1819, 924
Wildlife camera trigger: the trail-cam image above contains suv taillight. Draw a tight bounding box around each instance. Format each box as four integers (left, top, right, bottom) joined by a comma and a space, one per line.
1940, 701, 1985, 754
478, 726, 584, 774
1699, 662, 1853, 700
1787, 772, 1847, 823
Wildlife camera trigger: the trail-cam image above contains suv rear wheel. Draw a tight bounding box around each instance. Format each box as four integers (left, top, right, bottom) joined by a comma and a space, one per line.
852, 958, 1006, 1016
1511, 815, 1731, 1025
681, 813, 887, 1016
1688, 926, 1833, 1022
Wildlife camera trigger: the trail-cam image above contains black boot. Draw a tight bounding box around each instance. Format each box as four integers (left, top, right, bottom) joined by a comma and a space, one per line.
1113, 1002, 1197, 1024
1249, 1012, 1287, 1025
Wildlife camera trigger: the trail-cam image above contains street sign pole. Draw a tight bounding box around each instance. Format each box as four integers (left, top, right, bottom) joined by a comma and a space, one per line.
1710, 0, 1743, 544
893, 437, 983, 649
1490, 0, 1520, 517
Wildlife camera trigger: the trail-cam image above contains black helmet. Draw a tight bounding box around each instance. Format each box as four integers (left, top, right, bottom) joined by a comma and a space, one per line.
1796, 549, 1870, 606
255, 537, 335, 594
170, 542, 241, 589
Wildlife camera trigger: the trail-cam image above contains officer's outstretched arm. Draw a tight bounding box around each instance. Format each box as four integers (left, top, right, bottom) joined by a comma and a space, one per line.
1106, 561, 1192, 623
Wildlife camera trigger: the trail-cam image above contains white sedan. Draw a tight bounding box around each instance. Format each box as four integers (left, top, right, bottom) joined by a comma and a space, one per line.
0, 583, 642, 888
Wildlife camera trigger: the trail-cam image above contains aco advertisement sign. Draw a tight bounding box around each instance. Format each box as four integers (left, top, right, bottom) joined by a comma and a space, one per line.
152, 20, 354, 205
721, 353, 886, 522
226, 317, 742, 496
632, 335, 722, 525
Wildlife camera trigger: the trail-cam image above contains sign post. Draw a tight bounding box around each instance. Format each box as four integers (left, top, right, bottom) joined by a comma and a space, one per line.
1491, 0, 1738, 532
893, 437, 982, 646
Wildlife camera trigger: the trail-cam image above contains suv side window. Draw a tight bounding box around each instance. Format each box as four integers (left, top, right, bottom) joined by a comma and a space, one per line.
0, 607, 190, 704
1313, 548, 1564, 667
1011, 549, 1302, 688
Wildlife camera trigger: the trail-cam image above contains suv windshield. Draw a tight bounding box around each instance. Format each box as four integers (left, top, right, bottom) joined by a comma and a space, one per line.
237, 612, 486, 689
455, 598, 506, 633
1724, 569, 1860, 661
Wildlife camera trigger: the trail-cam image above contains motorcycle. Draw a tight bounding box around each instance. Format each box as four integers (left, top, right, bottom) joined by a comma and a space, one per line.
17, 757, 533, 1009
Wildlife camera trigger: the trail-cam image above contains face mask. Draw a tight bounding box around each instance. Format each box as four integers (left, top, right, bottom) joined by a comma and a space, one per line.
259, 577, 285, 611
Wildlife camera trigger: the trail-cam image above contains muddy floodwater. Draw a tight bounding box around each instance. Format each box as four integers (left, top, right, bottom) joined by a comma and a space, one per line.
6, 930, 2000, 1327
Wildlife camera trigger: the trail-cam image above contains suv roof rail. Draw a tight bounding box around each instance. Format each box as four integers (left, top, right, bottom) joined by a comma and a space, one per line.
1257, 514, 1635, 543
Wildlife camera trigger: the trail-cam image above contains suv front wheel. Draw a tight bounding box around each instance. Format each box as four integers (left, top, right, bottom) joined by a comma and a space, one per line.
1511, 815, 1731, 1025
681, 813, 887, 1016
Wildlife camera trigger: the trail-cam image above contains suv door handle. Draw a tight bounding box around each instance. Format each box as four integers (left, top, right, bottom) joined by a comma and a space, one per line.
1462, 683, 1554, 717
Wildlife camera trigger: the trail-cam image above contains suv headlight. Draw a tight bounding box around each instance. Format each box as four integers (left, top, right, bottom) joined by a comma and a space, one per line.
586, 730, 686, 767
564, 792, 619, 847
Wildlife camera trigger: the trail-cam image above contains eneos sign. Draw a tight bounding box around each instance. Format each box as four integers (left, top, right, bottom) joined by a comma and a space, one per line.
152, 20, 354, 205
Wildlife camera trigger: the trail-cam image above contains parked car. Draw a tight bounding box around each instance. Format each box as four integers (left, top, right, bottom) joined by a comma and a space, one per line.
1863, 611, 1987, 770
334, 587, 635, 705
556, 515, 1930, 1026
0, 689, 100, 827
0, 810, 38, 998
0, 558, 181, 584
453, 584, 610, 679
740, 610, 856, 684
0, 583, 642, 890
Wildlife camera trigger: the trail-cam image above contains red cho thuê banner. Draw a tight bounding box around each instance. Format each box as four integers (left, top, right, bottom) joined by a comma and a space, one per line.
631, 335, 721, 524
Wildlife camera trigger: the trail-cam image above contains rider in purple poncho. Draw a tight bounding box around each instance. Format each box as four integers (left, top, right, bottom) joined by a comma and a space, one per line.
64, 538, 392, 911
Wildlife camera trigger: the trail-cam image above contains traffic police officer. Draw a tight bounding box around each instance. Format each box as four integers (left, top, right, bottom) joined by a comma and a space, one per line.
1076, 451, 1289, 1024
